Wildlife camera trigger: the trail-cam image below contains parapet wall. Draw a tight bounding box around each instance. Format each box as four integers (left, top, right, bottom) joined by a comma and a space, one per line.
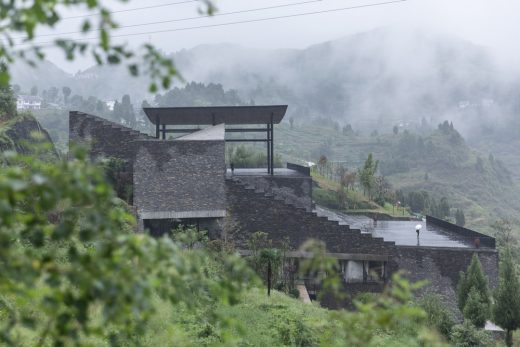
426, 215, 496, 248
286, 163, 311, 176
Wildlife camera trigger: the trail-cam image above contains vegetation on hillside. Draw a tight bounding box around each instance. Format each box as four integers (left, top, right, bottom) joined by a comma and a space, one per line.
0, 148, 457, 346
276, 120, 520, 235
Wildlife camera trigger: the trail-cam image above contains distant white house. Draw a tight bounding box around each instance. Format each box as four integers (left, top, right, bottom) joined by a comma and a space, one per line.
16, 95, 42, 111
105, 100, 116, 111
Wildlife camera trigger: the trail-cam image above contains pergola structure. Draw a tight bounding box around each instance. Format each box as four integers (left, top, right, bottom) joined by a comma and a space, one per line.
143, 105, 288, 174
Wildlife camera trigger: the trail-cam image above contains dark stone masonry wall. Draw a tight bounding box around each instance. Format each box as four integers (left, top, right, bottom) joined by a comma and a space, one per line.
225, 179, 394, 255
134, 140, 226, 218
227, 178, 498, 309
389, 246, 499, 314
69, 111, 152, 164
232, 175, 313, 211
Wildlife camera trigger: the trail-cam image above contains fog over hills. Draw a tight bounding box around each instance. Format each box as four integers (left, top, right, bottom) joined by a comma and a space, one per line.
12, 27, 519, 139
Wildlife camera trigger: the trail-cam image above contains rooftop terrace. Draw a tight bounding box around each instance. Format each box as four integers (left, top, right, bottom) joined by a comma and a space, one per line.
315, 207, 490, 248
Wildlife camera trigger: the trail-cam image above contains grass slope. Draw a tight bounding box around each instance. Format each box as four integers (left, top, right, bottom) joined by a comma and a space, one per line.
276, 123, 520, 234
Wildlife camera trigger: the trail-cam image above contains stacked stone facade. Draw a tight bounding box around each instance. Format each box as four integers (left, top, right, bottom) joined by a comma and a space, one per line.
69, 111, 499, 310
225, 177, 395, 255
134, 140, 226, 219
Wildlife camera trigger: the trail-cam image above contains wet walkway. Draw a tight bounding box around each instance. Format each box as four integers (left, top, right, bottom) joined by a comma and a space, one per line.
315, 206, 472, 248
226, 168, 305, 177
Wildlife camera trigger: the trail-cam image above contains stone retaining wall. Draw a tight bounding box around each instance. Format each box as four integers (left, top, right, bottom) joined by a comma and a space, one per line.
225, 179, 394, 255
389, 246, 499, 315
232, 175, 313, 211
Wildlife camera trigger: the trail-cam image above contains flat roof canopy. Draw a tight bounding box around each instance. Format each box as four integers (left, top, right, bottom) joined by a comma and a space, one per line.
143, 105, 288, 125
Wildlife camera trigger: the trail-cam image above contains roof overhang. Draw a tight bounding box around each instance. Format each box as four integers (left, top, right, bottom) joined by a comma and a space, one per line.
143, 105, 288, 125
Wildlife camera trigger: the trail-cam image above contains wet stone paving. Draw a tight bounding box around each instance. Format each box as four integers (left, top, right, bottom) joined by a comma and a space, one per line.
314, 206, 472, 248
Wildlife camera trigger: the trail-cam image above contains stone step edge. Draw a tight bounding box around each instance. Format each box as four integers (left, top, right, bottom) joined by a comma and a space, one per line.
230, 178, 395, 247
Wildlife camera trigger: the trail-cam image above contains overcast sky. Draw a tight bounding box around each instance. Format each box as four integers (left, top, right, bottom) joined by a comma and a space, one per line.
32, 0, 520, 73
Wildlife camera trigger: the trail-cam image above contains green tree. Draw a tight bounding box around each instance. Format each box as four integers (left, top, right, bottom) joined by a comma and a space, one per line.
259, 248, 281, 297
455, 209, 466, 227
393, 125, 399, 135
491, 218, 518, 255
358, 153, 378, 199
171, 225, 209, 250
111, 95, 137, 127
318, 154, 328, 176
342, 124, 353, 135
493, 248, 520, 347
62, 86, 71, 104
0, 149, 253, 345
438, 197, 451, 219
30, 85, 38, 96
46, 86, 59, 103
463, 287, 488, 328
457, 254, 491, 321
156, 82, 244, 107
0, 83, 16, 121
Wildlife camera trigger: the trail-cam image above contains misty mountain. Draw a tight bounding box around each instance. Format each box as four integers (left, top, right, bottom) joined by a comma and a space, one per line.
13, 28, 511, 127
12, 27, 520, 151
174, 28, 512, 135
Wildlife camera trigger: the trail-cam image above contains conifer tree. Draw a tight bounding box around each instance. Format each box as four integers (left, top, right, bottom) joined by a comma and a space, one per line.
463, 287, 488, 328
493, 248, 520, 347
457, 254, 491, 320
455, 209, 466, 226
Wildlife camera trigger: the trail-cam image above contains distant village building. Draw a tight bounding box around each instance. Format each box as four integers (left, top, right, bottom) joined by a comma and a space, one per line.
16, 95, 42, 111
105, 100, 116, 111
74, 72, 98, 80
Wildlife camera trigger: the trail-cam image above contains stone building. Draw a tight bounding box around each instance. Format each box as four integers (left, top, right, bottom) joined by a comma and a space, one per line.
69, 107, 498, 309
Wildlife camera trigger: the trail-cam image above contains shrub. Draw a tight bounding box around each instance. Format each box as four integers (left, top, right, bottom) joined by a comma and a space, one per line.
289, 288, 300, 299
418, 292, 455, 337
450, 321, 490, 347
0, 149, 255, 345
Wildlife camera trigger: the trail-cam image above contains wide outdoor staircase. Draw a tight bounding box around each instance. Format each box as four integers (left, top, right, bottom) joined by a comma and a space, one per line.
72, 111, 156, 140
228, 175, 395, 251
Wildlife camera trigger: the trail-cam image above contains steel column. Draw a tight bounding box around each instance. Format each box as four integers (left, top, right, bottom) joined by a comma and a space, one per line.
270, 113, 274, 175
161, 124, 166, 140
266, 122, 271, 174
155, 115, 160, 139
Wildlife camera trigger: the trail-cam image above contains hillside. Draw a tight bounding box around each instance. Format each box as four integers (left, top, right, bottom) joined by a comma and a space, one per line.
12, 26, 520, 232
0, 113, 57, 156
275, 121, 520, 234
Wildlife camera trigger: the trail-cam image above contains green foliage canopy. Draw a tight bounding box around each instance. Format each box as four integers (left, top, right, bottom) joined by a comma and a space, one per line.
0, 148, 253, 346
457, 254, 490, 325
0, 1, 214, 90
493, 248, 520, 346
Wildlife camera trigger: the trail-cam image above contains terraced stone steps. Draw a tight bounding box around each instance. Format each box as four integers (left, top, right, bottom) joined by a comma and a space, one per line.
229, 176, 395, 250
74, 112, 155, 140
